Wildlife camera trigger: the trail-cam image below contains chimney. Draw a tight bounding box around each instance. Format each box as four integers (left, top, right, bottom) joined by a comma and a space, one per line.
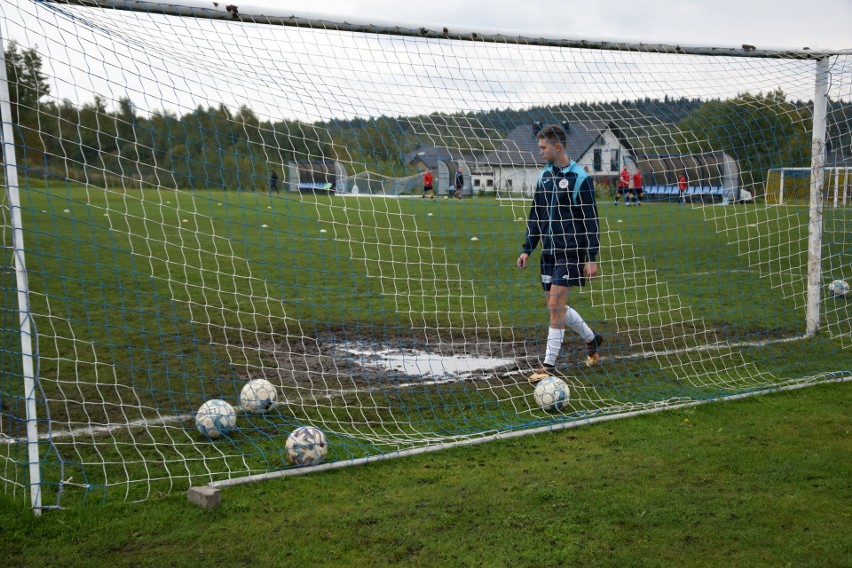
532, 121, 543, 138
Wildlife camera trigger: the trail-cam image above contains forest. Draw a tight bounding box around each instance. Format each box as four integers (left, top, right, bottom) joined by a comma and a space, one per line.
4, 41, 851, 191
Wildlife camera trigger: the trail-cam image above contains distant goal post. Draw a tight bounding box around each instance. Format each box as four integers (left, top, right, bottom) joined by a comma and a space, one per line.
766, 167, 852, 206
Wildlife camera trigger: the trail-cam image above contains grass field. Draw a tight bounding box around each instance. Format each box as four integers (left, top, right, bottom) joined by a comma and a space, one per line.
1, 380, 849, 567
0, 185, 850, 507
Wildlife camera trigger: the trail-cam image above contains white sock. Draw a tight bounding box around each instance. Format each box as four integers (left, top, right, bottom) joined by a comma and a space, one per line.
544, 327, 564, 366
565, 306, 595, 343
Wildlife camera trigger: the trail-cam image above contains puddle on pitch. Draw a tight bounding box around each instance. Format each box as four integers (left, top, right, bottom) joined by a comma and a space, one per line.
335, 342, 515, 382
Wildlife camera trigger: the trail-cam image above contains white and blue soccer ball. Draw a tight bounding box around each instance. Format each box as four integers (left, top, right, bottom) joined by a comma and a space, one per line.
195, 399, 237, 439
533, 377, 570, 412
240, 378, 278, 414
828, 279, 850, 298
285, 426, 328, 466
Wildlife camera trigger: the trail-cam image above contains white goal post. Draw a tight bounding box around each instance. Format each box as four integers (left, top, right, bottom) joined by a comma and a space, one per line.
0, 0, 850, 511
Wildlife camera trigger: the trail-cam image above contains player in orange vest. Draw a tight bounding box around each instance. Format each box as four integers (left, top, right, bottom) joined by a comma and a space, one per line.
615, 165, 629, 206
422, 168, 434, 199
631, 168, 643, 206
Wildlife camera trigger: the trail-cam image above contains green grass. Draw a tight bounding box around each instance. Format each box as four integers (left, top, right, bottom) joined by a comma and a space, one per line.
1, 185, 850, 507
1, 381, 849, 567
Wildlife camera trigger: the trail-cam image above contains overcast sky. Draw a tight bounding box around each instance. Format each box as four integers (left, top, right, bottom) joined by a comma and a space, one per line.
246, 0, 851, 51
2, 0, 849, 122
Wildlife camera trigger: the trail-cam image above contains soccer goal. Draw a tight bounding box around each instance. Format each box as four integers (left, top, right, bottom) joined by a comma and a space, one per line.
766, 167, 852, 206
1, 0, 850, 511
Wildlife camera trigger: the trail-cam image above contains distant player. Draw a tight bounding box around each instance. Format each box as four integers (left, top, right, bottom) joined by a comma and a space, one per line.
454, 166, 464, 199
517, 124, 604, 382
268, 170, 279, 194
615, 165, 629, 206
678, 173, 687, 204
631, 168, 643, 206
422, 168, 434, 199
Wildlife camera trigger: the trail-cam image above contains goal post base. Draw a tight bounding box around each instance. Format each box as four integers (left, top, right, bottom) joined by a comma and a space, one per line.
187, 485, 221, 509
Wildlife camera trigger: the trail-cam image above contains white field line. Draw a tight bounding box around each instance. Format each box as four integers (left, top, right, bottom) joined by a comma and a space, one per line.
0, 333, 829, 445
615, 334, 808, 361
335, 194, 417, 199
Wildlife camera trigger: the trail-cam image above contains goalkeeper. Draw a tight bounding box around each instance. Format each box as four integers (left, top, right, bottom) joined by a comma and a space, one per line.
516, 124, 603, 382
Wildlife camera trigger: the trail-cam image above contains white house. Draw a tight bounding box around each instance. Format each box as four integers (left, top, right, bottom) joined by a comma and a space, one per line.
407, 121, 635, 197
405, 121, 744, 201
474, 121, 635, 196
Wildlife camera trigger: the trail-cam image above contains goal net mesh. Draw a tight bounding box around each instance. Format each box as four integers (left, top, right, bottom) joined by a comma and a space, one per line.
0, 0, 850, 506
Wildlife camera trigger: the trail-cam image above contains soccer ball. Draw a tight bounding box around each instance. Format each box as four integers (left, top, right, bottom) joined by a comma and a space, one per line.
828, 279, 850, 298
285, 426, 328, 466
533, 377, 570, 412
195, 399, 237, 439
240, 378, 277, 414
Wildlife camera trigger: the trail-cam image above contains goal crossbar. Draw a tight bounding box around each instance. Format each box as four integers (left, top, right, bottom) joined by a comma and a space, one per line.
43, 0, 845, 59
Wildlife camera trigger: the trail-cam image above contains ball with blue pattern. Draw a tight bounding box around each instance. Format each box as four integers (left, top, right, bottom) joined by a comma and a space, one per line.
828, 279, 850, 298
240, 378, 278, 414
533, 376, 570, 412
195, 399, 237, 439
285, 426, 328, 466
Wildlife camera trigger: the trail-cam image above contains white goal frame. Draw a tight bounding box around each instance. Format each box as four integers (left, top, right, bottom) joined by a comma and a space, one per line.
772, 167, 852, 207
1, 0, 849, 512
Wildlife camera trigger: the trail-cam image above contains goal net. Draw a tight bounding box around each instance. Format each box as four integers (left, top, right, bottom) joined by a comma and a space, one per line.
1, 0, 850, 508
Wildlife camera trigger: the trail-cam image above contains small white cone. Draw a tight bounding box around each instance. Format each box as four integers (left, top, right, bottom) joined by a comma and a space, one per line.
261, 224, 268, 228
320, 229, 327, 233
63, 209, 70, 213
470, 237, 479, 241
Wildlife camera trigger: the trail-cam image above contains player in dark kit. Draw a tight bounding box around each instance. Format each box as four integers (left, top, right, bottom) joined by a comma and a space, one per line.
517, 124, 604, 382
454, 166, 464, 199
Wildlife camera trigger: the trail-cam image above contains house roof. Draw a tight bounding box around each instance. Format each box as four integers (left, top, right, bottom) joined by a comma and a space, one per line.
478, 121, 605, 166
404, 145, 455, 166
406, 121, 635, 168
404, 146, 477, 169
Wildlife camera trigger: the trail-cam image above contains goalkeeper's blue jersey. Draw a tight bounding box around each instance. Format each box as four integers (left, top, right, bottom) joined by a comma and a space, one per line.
521, 160, 600, 261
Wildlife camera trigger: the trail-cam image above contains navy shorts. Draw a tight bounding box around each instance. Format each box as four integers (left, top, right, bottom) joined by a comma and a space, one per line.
540, 252, 587, 290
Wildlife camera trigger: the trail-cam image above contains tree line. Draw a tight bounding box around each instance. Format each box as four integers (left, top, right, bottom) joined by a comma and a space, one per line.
3, 41, 849, 191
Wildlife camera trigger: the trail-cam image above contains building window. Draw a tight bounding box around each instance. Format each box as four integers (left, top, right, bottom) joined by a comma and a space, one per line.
486, 179, 493, 187
593, 149, 603, 172
610, 149, 620, 171
506, 179, 513, 188
474, 179, 481, 187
